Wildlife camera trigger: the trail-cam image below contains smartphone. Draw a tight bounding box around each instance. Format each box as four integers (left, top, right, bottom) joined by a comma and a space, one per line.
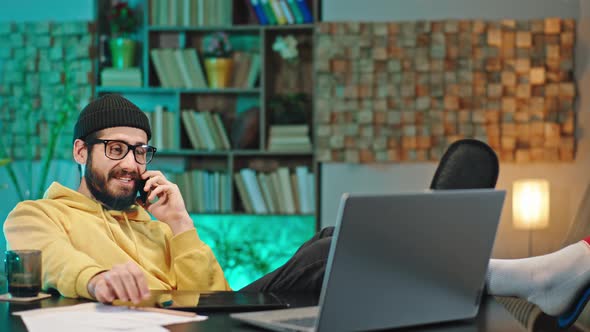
137, 177, 148, 205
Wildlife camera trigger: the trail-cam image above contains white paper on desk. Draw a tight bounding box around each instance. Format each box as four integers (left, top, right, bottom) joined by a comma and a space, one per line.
13, 302, 207, 332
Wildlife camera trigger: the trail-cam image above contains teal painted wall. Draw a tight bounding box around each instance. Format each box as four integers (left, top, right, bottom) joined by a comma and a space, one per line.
0, 0, 95, 22
0, 0, 96, 270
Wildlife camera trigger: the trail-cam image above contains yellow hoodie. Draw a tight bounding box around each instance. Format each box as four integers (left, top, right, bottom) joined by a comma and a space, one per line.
3, 182, 231, 299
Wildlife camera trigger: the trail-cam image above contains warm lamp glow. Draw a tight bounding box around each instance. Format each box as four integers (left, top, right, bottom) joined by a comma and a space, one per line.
513, 179, 550, 230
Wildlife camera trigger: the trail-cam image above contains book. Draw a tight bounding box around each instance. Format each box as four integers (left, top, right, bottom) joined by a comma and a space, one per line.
181, 110, 204, 149
270, 171, 285, 213
231, 52, 252, 88
249, 0, 269, 25
100, 67, 142, 87
164, 111, 177, 149
296, 166, 311, 214
187, 110, 210, 150
278, 0, 295, 24
153, 105, 164, 149
221, 173, 231, 212
290, 173, 300, 213
257, 173, 277, 213
202, 172, 214, 212
246, 53, 261, 88
180, 172, 194, 212
150, 0, 159, 25
182, 49, 208, 88
161, 48, 185, 87
201, 112, 224, 150
174, 49, 194, 88
169, 0, 178, 26
307, 172, 315, 213
190, 169, 204, 212
277, 167, 295, 214
182, 0, 191, 26
295, 0, 313, 23
270, 124, 309, 136
260, 0, 278, 25
150, 49, 171, 87
192, 112, 217, 150
212, 113, 231, 149
286, 0, 304, 24
234, 173, 254, 213
240, 168, 268, 214
268, 125, 311, 151
197, 0, 205, 26
157, 0, 169, 26
269, 0, 287, 25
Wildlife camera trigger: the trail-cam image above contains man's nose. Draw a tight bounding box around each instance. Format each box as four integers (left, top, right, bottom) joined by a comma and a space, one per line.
119, 149, 139, 169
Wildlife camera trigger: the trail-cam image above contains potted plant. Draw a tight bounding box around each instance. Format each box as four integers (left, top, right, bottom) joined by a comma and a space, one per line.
202, 32, 234, 88
272, 34, 301, 92
108, 1, 139, 68
268, 93, 310, 124
270, 34, 310, 124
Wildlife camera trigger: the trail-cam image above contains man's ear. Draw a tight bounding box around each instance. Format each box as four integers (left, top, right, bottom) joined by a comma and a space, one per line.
73, 139, 88, 166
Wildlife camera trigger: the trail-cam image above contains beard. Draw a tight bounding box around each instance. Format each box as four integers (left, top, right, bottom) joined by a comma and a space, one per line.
85, 152, 141, 210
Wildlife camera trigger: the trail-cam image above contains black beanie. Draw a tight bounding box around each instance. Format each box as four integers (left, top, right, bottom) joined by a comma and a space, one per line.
73, 94, 152, 142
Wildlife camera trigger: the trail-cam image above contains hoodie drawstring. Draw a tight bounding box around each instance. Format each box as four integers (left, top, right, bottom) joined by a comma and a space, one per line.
100, 207, 116, 242
100, 207, 144, 267
123, 212, 144, 267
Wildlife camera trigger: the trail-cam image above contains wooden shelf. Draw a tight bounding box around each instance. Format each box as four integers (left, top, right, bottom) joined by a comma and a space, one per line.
97, 86, 260, 94
155, 149, 314, 157
147, 24, 315, 32
95, 0, 321, 218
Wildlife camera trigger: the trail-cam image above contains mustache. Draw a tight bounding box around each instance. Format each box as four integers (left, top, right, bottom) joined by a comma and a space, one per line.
108, 168, 140, 180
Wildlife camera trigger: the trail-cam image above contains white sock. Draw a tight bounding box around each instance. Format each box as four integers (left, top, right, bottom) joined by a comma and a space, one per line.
486, 241, 590, 316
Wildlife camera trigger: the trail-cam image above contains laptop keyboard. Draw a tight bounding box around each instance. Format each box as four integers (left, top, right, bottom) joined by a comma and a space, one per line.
276, 316, 317, 328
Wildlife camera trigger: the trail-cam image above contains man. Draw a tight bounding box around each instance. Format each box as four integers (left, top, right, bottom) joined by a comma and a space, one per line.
4, 94, 332, 304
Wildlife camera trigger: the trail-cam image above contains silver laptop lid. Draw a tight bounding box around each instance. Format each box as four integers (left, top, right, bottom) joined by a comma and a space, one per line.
316, 189, 505, 331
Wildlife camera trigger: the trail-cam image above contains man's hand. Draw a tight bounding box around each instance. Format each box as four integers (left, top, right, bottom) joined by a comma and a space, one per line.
139, 170, 195, 235
88, 262, 151, 304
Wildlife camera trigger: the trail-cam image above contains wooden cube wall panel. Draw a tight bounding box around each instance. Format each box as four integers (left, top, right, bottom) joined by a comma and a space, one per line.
315, 19, 576, 163
0, 21, 96, 160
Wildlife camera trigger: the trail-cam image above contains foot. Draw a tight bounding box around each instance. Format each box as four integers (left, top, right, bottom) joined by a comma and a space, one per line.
487, 241, 590, 316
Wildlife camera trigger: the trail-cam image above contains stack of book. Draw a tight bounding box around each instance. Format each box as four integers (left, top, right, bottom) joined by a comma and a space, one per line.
181, 110, 231, 150
100, 67, 142, 87
234, 166, 315, 214
268, 125, 311, 152
247, 0, 313, 25
170, 170, 232, 213
143, 105, 179, 150
150, 0, 233, 27
150, 48, 208, 88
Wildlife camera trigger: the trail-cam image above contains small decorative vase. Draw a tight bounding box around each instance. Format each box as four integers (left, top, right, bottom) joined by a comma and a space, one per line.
109, 37, 136, 69
204, 57, 234, 88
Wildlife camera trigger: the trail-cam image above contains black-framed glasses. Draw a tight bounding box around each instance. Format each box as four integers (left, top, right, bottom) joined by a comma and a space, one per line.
86, 139, 157, 165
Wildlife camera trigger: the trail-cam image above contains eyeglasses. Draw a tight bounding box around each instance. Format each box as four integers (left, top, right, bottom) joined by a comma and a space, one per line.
86, 139, 157, 165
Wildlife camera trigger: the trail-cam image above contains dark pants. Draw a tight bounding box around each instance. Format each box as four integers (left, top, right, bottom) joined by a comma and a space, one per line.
240, 227, 334, 293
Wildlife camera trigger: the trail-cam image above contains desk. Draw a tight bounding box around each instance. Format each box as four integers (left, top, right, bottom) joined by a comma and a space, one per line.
0, 293, 526, 331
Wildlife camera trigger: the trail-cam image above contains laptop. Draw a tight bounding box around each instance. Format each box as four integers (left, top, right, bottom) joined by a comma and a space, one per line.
231, 189, 506, 331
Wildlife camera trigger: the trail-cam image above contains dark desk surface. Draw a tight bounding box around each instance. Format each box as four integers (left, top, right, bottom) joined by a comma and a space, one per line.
1, 293, 527, 332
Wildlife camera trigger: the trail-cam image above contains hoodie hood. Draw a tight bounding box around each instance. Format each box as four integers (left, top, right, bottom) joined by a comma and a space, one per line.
44, 181, 152, 222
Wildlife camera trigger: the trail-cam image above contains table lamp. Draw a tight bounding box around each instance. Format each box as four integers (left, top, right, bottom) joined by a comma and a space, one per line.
512, 179, 550, 256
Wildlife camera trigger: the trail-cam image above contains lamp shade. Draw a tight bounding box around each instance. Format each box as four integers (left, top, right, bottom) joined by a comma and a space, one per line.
512, 179, 550, 230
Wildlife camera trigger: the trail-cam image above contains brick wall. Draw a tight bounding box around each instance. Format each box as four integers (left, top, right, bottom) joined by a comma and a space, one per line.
315, 19, 576, 163
0, 21, 95, 161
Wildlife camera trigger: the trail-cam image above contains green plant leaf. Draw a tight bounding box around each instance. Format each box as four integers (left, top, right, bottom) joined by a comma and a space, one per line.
0, 158, 11, 167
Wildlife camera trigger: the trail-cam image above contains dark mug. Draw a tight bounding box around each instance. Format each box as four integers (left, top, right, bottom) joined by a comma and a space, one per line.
4, 250, 42, 297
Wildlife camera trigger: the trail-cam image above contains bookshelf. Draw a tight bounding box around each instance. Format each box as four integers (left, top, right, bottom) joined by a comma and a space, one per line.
95, 0, 321, 221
